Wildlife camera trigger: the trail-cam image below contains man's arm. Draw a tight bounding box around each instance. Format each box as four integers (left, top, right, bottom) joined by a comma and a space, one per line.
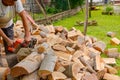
18, 10, 31, 42
0, 29, 13, 46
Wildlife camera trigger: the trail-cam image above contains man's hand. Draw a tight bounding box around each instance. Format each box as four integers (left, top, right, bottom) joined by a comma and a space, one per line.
6, 38, 14, 46
24, 32, 31, 42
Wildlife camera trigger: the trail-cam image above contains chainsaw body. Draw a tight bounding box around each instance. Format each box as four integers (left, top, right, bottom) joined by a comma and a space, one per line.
8, 38, 37, 53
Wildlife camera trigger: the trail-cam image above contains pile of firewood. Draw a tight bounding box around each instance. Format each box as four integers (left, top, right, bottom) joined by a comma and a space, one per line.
0, 20, 120, 80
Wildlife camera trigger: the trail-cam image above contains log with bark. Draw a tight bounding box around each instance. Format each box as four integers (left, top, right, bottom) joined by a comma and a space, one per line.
38, 53, 57, 79
11, 52, 44, 77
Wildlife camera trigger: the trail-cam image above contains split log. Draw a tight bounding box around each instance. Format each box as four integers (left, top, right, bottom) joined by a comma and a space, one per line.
72, 50, 83, 59
63, 63, 85, 80
92, 41, 106, 52
105, 64, 118, 74
47, 34, 63, 46
40, 31, 47, 38
48, 71, 67, 80
67, 30, 78, 41
104, 48, 120, 58
94, 55, 104, 71
102, 58, 116, 65
0, 67, 10, 80
38, 54, 57, 78
110, 37, 120, 45
103, 73, 120, 80
66, 46, 75, 54
54, 26, 64, 32
21, 71, 40, 80
11, 52, 44, 77
60, 61, 74, 67
46, 25, 55, 33
54, 62, 66, 72
52, 44, 67, 52
79, 56, 96, 73
82, 72, 98, 80
96, 69, 107, 80
54, 51, 72, 61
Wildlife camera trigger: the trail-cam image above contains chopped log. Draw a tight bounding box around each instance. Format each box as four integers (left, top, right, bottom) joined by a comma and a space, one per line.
92, 41, 106, 52
52, 44, 67, 52
17, 48, 31, 61
47, 34, 63, 46
55, 26, 64, 32
94, 55, 104, 71
72, 58, 85, 68
102, 58, 116, 65
96, 69, 107, 80
105, 48, 118, 54
21, 71, 40, 80
11, 52, 44, 77
88, 47, 101, 56
79, 56, 96, 73
46, 25, 55, 33
54, 62, 66, 72
66, 46, 75, 54
38, 38, 47, 44
40, 31, 47, 38
48, 71, 67, 80
72, 50, 83, 59
105, 64, 118, 74
110, 37, 120, 45
54, 51, 72, 61
103, 73, 120, 80
82, 72, 98, 80
77, 36, 85, 45
38, 54, 57, 78
67, 30, 78, 41
32, 30, 40, 35
104, 48, 120, 58
107, 31, 116, 37
85, 36, 93, 46
0, 67, 10, 80
63, 63, 84, 80
90, 36, 97, 43
60, 61, 74, 67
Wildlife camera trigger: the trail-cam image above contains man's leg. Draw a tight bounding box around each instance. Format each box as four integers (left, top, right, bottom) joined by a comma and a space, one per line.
1, 24, 14, 54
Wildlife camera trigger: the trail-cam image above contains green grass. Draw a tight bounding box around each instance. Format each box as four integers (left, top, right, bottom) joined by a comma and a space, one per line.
53, 7, 120, 75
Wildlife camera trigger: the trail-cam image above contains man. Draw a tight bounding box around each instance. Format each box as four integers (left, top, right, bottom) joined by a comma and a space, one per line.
0, 0, 33, 54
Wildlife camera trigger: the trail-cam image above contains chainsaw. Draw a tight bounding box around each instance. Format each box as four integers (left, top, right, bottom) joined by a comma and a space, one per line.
7, 38, 37, 53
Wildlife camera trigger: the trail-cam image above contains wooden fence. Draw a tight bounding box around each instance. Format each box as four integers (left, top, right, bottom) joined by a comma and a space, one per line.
35, 7, 81, 25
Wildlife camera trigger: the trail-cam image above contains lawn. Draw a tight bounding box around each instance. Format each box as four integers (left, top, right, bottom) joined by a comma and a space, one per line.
53, 6, 120, 75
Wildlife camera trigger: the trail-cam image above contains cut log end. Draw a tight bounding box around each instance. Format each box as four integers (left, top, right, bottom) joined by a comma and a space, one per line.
38, 70, 51, 78
0, 67, 10, 80
11, 66, 28, 77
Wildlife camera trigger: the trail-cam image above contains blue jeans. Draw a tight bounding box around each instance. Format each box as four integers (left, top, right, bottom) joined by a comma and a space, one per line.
1, 24, 14, 54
